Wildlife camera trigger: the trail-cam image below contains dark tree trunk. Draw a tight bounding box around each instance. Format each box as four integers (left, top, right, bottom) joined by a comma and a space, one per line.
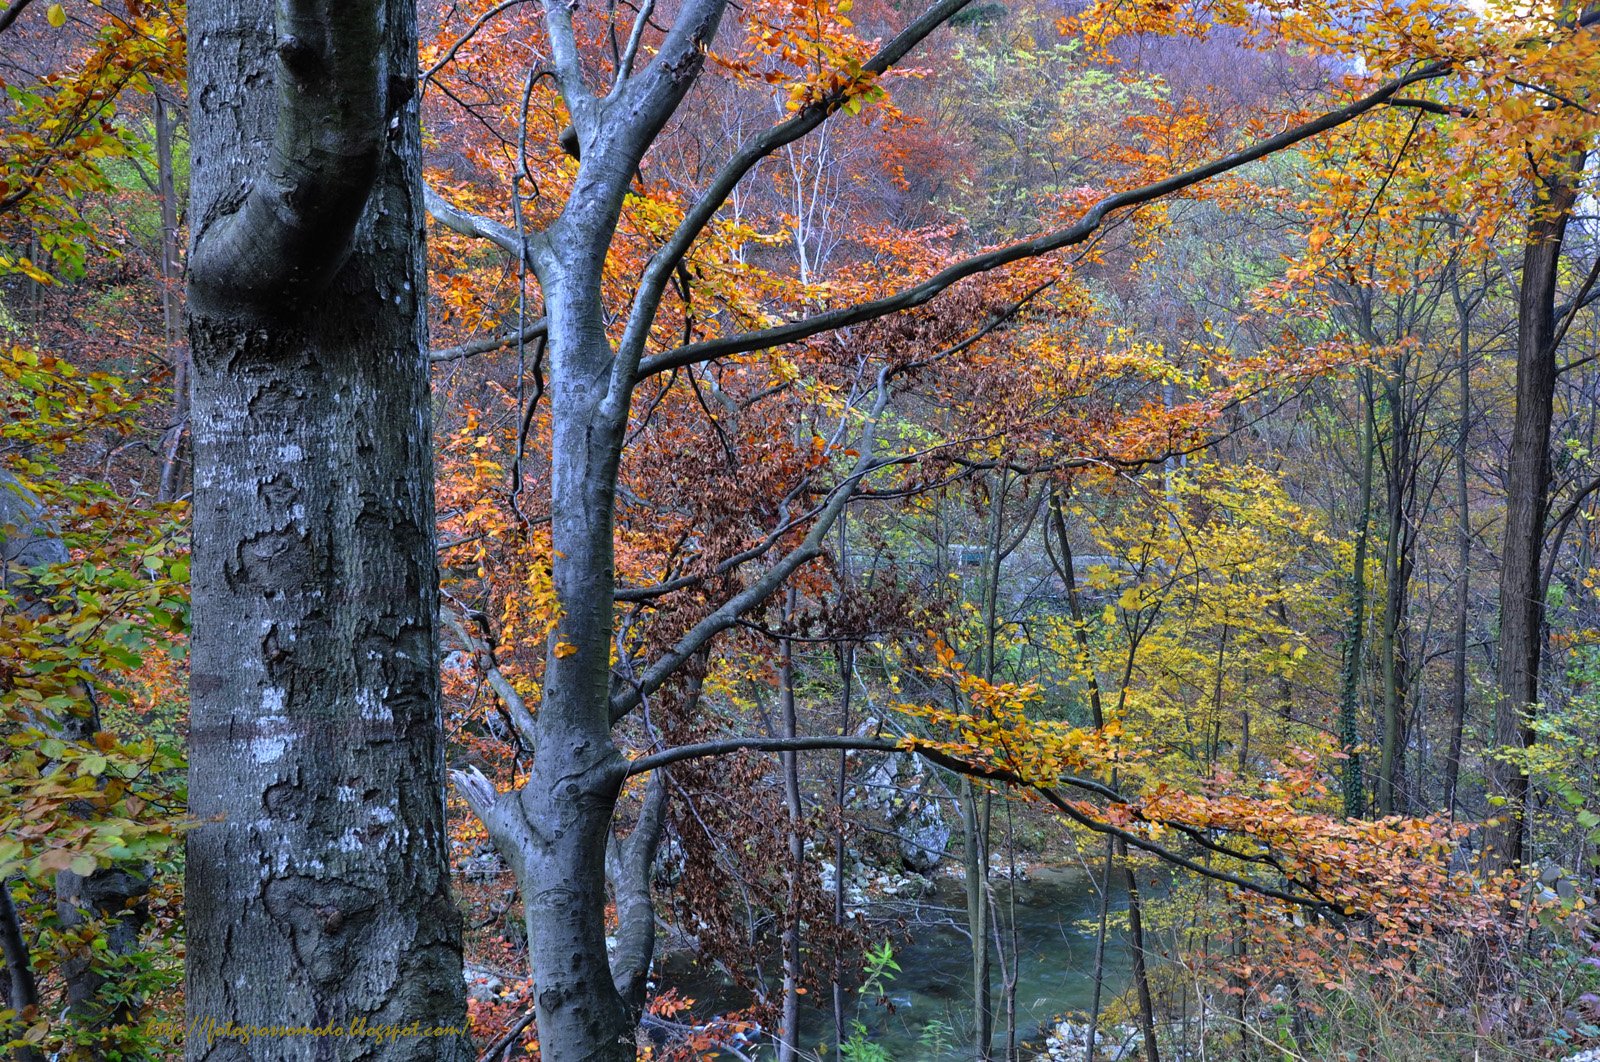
1341, 372, 1375, 819
0, 878, 42, 1062
1122, 841, 1160, 1062
1484, 157, 1582, 871
184, 3, 468, 1059
1445, 280, 1474, 816
1377, 357, 1414, 817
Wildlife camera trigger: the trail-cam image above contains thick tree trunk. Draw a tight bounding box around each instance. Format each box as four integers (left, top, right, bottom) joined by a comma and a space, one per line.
185, 3, 468, 1059
1484, 158, 1581, 871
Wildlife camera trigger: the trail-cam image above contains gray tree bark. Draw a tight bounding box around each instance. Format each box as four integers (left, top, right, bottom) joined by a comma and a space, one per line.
184, 3, 468, 1059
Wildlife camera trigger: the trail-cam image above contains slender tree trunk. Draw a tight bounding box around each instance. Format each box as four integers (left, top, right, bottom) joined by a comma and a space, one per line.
1084, 833, 1114, 1062
1485, 154, 1583, 871
962, 777, 992, 1059
1341, 373, 1376, 818
1122, 839, 1160, 1062
185, 3, 468, 1059
1445, 284, 1473, 815
1052, 485, 1120, 1062
779, 590, 803, 1062
1048, 487, 1104, 728
1378, 469, 1404, 814
1378, 357, 1415, 816
833, 640, 852, 1051
154, 87, 188, 503
832, 510, 851, 1049
964, 472, 1010, 1060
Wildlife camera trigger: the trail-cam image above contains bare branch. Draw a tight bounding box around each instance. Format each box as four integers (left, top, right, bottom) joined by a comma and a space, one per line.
634, 60, 1453, 377
542, 0, 596, 117
421, 0, 533, 90
621, 735, 1342, 914
443, 608, 539, 747
430, 319, 549, 363
1386, 96, 1475, 118
0, 0, 39, 36
425, 183, 531, 264
448, 765, 502, 829
609, 0, 984, 395
609, 359, 907, 720
475, 1010, 538, 1062
611, 0, 657, 92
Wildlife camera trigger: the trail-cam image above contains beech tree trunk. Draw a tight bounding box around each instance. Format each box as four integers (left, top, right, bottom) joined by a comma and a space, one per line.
184, 3, 468, 1059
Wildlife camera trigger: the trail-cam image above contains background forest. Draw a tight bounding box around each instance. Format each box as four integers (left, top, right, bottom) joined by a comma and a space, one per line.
4, 0, 1600, 1060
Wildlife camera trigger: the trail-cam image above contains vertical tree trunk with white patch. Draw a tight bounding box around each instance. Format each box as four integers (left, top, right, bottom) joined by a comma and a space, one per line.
184, 2, 469, 1058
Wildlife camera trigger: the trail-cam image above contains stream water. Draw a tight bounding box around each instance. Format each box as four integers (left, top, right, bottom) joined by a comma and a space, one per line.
662, 865, 1133, 1060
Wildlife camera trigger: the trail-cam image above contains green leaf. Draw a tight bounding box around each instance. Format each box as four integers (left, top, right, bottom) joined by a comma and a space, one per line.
47, 3, 66, 28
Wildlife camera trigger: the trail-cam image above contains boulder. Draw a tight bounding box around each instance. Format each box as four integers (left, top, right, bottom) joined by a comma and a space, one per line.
899, 796, 950, 874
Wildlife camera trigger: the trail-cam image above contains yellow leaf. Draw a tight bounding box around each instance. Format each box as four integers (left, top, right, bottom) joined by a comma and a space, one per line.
48, 3, 67, 27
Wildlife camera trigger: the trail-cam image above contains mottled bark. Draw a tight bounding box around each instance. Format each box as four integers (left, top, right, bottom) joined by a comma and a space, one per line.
184, 2, 468, 1059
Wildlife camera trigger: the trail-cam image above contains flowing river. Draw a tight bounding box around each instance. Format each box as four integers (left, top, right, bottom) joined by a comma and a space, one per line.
662, 865, 1133, 1060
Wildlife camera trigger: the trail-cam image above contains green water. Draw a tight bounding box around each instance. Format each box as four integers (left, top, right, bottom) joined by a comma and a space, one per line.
662, 865, 1133, 1060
